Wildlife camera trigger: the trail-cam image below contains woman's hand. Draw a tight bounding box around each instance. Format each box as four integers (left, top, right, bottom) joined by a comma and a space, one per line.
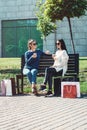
45, 50, 50, 54
52, 54, 56, 60
32, 53, 37, 58
52, 54, 57, 61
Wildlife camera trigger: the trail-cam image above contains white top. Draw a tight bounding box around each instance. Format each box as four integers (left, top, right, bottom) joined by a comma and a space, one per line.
52, 50, 69, 76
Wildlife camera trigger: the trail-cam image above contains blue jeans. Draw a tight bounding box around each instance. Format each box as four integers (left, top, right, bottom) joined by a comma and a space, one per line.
27, 69, 38, 84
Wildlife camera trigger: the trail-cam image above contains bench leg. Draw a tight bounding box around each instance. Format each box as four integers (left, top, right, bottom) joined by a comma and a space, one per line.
16, 75, 20, 94
10, 78, 16, 95
16, 75, 24, 94
21, 75, 23, 94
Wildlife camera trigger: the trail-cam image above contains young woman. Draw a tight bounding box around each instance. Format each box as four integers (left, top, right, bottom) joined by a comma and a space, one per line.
41, 39, 69, 97
24, 39, 48, 96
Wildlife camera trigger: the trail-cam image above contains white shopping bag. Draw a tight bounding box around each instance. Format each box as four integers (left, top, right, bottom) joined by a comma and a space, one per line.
4, 79, 12, 96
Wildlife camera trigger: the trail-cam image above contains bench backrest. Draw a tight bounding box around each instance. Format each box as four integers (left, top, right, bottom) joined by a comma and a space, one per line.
21, 54, 54, 76
21, 53, 79, 76
66, 54, 79, 76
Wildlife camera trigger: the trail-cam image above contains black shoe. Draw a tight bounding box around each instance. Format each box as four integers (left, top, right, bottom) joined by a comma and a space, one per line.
45, 91, 53, 97
39, 84, 46, 91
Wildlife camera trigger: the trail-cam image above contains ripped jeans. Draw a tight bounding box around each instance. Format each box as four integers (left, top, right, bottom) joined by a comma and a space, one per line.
27, 69, 38, 84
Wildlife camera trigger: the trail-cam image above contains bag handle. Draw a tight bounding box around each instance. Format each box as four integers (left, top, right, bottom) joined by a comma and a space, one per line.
66, 85, 72, 93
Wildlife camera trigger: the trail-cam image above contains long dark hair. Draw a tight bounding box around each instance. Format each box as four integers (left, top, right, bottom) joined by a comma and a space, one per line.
57, 39, 68, 53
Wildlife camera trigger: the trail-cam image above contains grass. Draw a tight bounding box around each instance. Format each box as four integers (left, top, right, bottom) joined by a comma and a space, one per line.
0, 57, 87, 94
0, 58, 20, 70
80, 82, 87, 93
79, 57, 87, 71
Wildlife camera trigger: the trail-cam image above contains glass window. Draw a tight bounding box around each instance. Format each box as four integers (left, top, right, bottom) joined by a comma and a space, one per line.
2, 19, 43, 57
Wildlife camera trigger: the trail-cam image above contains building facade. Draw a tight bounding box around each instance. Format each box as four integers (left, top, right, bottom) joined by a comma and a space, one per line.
0, 0, 87, 57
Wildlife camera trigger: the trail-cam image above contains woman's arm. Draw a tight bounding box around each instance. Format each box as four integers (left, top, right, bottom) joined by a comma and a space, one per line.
25, 52, 35, 64
60, 50, 69, 66
53, 50, 69, 67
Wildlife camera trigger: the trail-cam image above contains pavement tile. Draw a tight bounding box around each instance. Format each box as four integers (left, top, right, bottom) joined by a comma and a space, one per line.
0, 95, 87, 130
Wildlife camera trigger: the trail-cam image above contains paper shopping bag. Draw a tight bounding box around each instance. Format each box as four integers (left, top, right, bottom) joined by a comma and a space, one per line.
0, 80, 6, 96
4, 79, 12, 96
63, 85, 77, 98
61, 82, 80, 98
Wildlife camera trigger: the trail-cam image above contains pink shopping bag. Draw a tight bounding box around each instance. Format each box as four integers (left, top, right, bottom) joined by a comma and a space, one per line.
0, 80, 6, 96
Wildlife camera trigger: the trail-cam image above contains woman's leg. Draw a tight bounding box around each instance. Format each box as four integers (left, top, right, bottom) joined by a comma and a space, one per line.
42, 67, 56, 91
27, 69, 38, 95
27, 70, 32, 84
47, 67, 56, 91
43, 67, 49, 85
39, 67, 49, 91
31, 69, 38, 84
31, 69, 38, 95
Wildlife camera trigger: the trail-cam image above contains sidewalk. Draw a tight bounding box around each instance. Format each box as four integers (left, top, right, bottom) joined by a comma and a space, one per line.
0, 94, 87, 130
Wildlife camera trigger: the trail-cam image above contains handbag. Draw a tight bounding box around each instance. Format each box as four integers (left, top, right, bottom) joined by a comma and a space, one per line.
61, 82, 80, 98
23, 68, 29, 75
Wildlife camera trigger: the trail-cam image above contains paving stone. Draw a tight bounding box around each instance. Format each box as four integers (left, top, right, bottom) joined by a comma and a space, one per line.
0, 96, 87, 130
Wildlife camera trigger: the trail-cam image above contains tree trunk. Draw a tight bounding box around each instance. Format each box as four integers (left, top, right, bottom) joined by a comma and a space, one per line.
44, 36, 47, 50
54, 29, 57, 51
67, 17, 75, 54
54, 21, 57, 52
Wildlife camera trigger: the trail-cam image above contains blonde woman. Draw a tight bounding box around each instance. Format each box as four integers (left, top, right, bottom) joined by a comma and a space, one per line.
24, 39, 48, 96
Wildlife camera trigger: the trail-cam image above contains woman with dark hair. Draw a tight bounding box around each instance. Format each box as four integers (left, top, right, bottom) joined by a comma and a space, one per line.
40, 39, 69, 97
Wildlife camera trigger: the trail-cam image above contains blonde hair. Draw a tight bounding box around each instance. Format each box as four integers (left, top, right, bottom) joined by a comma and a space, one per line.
27, 39, 36, 50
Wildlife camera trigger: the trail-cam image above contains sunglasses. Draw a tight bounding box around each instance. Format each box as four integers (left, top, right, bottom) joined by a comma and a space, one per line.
56, 42, 60, 45
32, 43, 37, 46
